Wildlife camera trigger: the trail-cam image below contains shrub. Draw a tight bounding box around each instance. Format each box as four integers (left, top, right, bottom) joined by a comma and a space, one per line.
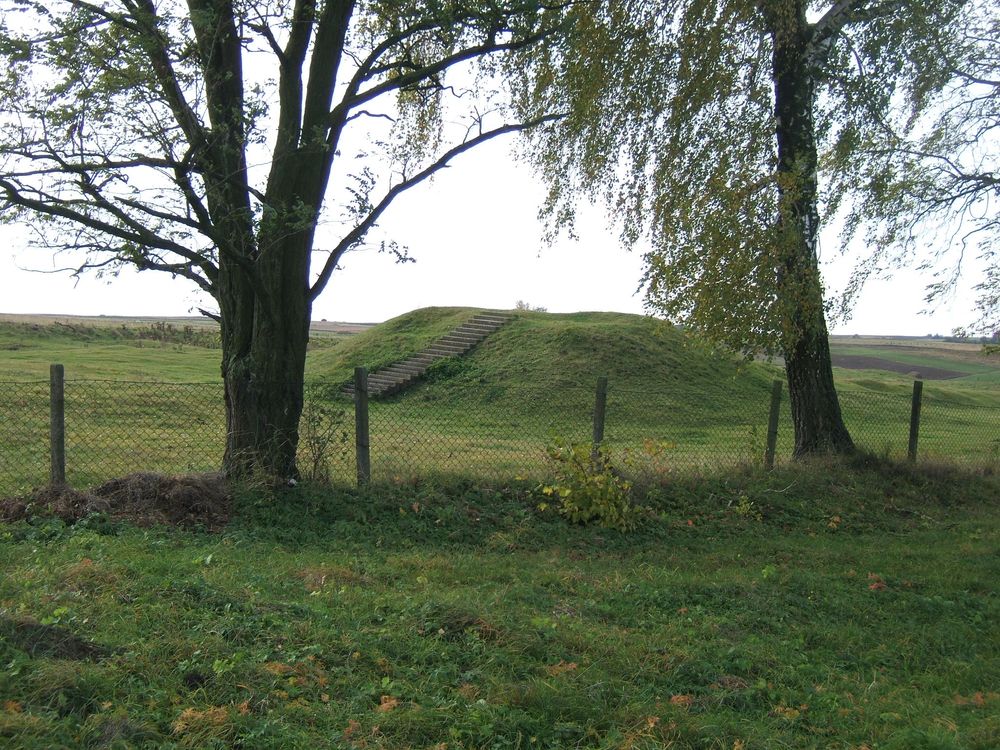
540, 439, 638, 531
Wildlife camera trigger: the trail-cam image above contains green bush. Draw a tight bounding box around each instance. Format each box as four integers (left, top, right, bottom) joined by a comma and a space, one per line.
540, 439, 638, 531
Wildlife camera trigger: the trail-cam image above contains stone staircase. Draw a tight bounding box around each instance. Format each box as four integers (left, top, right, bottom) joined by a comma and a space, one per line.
345, 310, 513, 398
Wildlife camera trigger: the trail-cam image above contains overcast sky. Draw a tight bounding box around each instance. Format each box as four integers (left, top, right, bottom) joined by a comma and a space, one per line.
0, 136, 979, 336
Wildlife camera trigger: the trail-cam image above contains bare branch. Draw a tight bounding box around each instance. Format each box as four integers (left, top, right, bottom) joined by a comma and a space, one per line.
309, 114, 564, 301
334, 25, 562, 125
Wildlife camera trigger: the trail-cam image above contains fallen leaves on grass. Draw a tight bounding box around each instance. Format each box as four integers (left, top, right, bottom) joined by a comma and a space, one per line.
669, 694, 693, 709
296, 565, 370, 592
953, 691, 999, 707
457, 683, 479, 700
867, 573, 887, 591
772, 704, 808, 720
2, 700, 22, 713
172, 706, 229, 734
710, 675, 749, 691
544, 660, 578, 677
342, 719, 361, 740
376, 695, 399, 712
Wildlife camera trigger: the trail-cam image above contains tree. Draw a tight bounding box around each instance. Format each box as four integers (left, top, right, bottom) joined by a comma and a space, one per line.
0, 0, 569, 479
520, 0, 968, 455
836, 4, 998, 333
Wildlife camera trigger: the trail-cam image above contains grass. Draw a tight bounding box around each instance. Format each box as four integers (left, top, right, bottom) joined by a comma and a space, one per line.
1, 459, 998, 748
1, 309, 1000, 494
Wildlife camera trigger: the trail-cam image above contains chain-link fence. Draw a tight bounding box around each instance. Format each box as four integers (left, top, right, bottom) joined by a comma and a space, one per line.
1, 373, 998, 496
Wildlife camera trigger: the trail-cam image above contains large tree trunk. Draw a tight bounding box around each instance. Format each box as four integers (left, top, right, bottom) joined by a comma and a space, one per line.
769, 0, 855, 456
218, 232, 312, 480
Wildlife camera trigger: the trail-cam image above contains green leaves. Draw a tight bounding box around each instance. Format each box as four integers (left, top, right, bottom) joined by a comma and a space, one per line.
541, 438, 638, 531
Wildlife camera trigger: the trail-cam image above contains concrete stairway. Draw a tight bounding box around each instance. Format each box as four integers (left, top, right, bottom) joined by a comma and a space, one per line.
345, 311, 513, 398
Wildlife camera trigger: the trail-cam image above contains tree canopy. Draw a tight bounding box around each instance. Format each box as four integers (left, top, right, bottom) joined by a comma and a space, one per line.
524, 0, 973, 350
836, 4, 998, 333
0, 0, 571, 477
520, 0, 975, 453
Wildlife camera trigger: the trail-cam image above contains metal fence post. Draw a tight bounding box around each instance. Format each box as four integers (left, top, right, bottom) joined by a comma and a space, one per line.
764, 379, 783, 470
908, 379, 923, 462
591, 376, 608, 462
354, 367, 370, 486
50, 363, 66, 486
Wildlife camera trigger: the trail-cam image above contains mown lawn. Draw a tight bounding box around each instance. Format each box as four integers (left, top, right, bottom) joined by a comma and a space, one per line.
1, 459, 998, 749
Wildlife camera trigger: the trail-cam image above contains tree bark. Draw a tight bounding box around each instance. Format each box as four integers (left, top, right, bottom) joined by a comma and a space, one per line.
219, 232, 311, 480
769, 0, 855, 456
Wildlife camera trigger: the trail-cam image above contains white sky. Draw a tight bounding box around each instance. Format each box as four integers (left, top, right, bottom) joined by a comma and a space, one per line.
0, 135, 980, 336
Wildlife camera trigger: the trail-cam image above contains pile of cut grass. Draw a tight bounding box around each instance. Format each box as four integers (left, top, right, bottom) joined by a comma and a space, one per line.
1, 458, 997, 749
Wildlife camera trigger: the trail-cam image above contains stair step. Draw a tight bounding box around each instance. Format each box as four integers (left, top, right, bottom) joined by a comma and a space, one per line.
426, 344, 467, 354
343, 310, 514, 398
454, 323, 500, 333
381, 364, 424, 376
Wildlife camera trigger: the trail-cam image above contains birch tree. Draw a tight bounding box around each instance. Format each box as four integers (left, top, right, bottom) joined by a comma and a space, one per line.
522, 0, 969, 455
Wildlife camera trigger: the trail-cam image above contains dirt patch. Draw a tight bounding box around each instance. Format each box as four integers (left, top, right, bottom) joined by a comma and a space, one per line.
0, 615, 107, 661
831, 354, 966, 380
0, 473, 230, 530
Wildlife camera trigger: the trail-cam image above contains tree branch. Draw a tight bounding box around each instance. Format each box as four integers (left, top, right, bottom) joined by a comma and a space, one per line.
309, 114, 564, 301
332, 26, 562, 126
1, 176, 219, 284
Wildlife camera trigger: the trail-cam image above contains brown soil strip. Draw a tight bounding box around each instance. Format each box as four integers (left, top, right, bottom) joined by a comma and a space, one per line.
831, 355, 965, 380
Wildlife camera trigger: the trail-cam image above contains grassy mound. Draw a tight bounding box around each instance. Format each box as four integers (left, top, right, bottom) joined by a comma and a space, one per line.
309, 307, 779, 400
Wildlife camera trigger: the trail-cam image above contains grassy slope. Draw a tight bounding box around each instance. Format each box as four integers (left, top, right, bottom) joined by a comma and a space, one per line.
309, 308, 776, 393
1, 460, 998, 749
306, 306, 482, 383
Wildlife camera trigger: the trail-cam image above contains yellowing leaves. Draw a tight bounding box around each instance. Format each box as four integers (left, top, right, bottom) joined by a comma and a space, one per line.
172, 706, 229, 735
376, 694, 400, 712
669, 694, 693, 709
2, 700, 22, 714
772, 704, 808, 720
262, 661, 294, 676
544, 660, 578, 677
953, 691, 999, 707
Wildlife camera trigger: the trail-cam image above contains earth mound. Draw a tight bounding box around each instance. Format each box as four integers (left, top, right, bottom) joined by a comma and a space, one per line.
0, 472, 230, 530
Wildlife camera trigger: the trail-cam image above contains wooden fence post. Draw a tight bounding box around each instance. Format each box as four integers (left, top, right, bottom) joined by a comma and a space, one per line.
908, 379, 923, 462
591, 376, 608, 462
50, 363, 66, 486
354, 367, 371, 486
764, 379, 783, 470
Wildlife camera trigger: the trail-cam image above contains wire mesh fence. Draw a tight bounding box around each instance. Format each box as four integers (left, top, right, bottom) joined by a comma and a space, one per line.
0, 380, 49, 495
1, 373, 998, 497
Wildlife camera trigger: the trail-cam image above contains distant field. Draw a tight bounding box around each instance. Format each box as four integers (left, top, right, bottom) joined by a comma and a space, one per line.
0, 313, 373, 338
830, 335, 1000, 383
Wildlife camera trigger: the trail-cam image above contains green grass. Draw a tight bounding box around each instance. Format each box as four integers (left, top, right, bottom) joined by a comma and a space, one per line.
2, 309, 1000, 495
0, 321, 222, 382
1, 460, 998, 748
